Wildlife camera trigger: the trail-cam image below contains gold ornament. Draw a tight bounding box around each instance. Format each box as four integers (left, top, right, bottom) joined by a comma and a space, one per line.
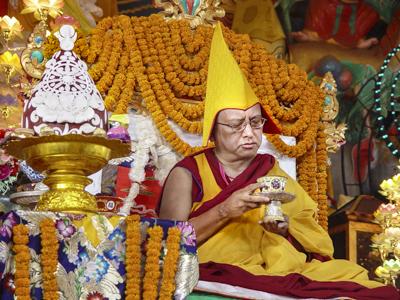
5, 135, 130, 213
21, 21, 47, 79
319, 72, 347, 154
154, 0, 225, 28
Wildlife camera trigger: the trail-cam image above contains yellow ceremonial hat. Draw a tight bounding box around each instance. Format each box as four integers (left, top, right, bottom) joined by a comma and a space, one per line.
202, 23, 280, 146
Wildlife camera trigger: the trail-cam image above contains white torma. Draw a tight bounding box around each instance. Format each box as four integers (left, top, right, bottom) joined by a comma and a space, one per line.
26, 24, 106, 135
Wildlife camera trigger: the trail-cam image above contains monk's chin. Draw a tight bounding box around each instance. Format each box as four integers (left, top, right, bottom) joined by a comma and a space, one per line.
237, 147, 258, 158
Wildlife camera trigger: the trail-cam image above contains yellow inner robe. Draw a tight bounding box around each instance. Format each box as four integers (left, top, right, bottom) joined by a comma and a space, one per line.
193, 153, 382, 288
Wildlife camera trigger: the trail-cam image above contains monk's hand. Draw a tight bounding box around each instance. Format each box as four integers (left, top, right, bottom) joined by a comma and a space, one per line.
217, 182, 270, 219
260, 215, 289, 237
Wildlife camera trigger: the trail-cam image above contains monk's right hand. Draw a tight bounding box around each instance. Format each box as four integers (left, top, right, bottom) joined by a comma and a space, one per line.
217, 182, 270, 219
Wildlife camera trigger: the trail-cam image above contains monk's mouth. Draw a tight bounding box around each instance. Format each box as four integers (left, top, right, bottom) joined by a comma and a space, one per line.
241, 143, 256, 149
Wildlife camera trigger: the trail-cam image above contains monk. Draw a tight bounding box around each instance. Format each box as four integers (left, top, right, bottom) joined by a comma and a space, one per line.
159, 23, 399, 299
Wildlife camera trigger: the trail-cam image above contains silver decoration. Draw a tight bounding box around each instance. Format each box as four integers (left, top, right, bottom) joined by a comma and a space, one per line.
174, 253, 199, 299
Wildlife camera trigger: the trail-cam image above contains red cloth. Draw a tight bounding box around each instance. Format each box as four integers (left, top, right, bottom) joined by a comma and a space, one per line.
115, 165, 162, 211
0, 1, 7, 16
187, 148, 275, 218
380, 10, 400, 54
352, 137, 374, 183
200, 262, 400, 299
304, 0, 379, 48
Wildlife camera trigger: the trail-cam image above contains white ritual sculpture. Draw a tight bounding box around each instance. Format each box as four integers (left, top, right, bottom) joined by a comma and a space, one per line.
22, 24, 108, 135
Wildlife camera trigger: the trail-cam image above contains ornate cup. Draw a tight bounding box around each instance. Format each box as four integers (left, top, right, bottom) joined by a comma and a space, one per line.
256, 175, 294, 222
258, 176, 287, 193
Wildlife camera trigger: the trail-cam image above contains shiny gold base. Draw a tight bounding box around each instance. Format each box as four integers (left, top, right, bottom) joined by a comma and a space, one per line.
6, 134, 130, 213
37, 189, 97, 212
37, 173, 97, 212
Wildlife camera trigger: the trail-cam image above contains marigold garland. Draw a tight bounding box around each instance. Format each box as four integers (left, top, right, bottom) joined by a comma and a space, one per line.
159, 227, 181, 299
40, 218, 59, 300
143, 225, 163, 300
114, 16, 137, 114
248, 41, 326, 211
316, 124, 329, 230
129, 16, 204, 156
141, 16, 202, 134
13, 224, 31, 300
96, 25, 123, 95
87, 17, 113, 64
125, 214, 142, 300
88, 29, 114, 82
104, 30, 128, 110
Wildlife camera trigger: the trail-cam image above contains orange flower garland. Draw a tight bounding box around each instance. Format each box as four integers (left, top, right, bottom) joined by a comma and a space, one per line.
13, 224, 31, 300
96, 26, 123, 95
247, 43, 326, 211
40, 218, 59, 300
134, 18, 201, 133
87, 17, 113, 64
129, 17, 204, 156
141, 17, 202, 134
143, 225, 163, 300
88, 29, 114, 83
159, 227, 181, 299
165, 19, 208, 97
125, 214, 142, 300
114, 16, 137, 114
316, 124, 329, 229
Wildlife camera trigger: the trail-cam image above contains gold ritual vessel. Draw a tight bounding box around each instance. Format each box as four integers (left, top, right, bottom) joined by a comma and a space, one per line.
5, 134, 130, 213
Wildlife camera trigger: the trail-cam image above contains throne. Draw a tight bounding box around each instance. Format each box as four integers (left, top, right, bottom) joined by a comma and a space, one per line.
0, 1, 345, 299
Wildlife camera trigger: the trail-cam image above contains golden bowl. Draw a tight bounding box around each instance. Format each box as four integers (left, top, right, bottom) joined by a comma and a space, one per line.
5, 134, 130, 213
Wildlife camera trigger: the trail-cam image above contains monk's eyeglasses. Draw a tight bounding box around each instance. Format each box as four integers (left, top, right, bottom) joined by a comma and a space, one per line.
216, 117, 267, 133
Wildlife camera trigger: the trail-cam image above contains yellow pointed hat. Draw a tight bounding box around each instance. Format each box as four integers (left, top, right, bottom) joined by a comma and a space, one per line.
202, 23, 280, 146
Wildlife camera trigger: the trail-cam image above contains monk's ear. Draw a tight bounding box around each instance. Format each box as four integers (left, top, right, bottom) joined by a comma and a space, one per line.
210, 126, 216, 142
210, 112, 221, 142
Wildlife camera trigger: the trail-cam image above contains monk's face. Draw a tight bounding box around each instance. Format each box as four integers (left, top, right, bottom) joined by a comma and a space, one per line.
213, 104, 263, 160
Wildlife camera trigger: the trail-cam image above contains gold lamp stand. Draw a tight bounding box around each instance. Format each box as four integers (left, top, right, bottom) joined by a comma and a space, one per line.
6, 134, 130, 213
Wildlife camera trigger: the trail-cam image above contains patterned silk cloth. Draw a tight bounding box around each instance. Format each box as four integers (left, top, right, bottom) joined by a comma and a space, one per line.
0, 210, 199, 300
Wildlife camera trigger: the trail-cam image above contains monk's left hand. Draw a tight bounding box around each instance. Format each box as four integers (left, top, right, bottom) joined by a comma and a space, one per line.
260, 215, 289, 237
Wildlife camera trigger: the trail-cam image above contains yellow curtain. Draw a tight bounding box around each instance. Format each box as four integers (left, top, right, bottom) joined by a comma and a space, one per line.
232, 0, 286, 57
